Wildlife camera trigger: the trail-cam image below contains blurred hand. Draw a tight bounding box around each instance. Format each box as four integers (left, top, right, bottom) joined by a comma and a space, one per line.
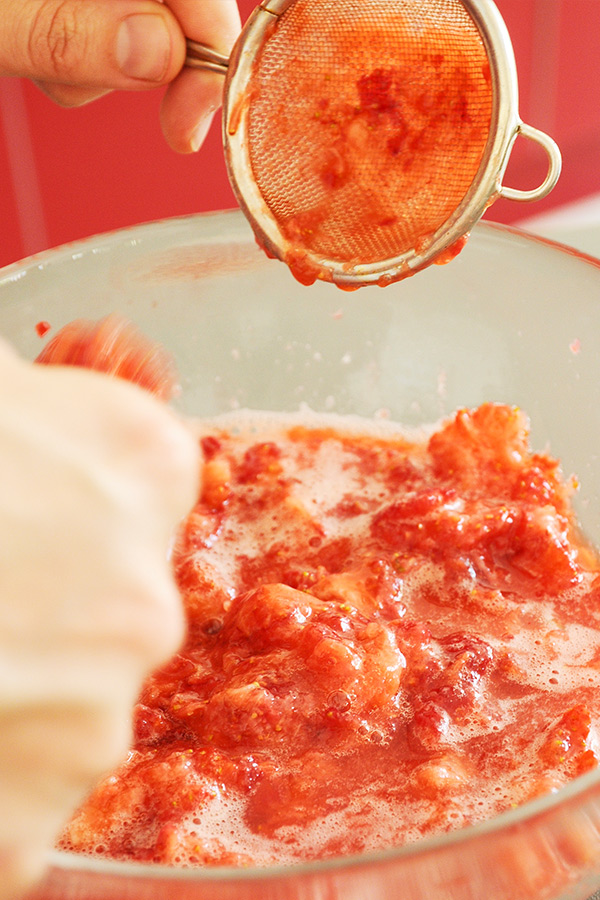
0, 342, 200, 899
0, 0, 241, 153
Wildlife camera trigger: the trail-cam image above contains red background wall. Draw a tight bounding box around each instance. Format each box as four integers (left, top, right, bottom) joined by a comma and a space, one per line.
1, 0, 599, 269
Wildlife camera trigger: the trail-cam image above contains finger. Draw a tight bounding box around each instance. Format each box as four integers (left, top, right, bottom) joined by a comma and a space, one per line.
160, 0, 241, 153
165, 0, 241, 54
0, 337, 18, 362
0, 0, 186, 89
34, 80, 110, 108
160, 67, 223, 154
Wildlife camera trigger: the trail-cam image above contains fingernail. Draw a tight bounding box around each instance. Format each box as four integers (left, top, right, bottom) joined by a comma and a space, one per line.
190, 111, 217, 153
116, 14, 171, 82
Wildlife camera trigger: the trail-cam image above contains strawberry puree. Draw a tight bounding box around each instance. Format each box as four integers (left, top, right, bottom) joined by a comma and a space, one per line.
59, 404, 600, 867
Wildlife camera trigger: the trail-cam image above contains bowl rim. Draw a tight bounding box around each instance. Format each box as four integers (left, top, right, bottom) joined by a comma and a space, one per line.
6, 210, 600, 883
47, 764, 600, 882
2, 209, 600, 285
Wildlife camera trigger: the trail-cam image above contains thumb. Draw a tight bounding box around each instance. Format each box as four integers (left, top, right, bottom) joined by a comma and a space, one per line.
0, 0, 186, 87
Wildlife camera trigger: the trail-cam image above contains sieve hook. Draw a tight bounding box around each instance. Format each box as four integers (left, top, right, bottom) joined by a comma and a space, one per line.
185, 40, 230, 74
499, 123, 562, 203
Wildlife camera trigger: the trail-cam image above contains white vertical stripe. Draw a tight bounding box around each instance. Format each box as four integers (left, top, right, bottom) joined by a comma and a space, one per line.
0, 78, 49, 258
529, 0, 561, 136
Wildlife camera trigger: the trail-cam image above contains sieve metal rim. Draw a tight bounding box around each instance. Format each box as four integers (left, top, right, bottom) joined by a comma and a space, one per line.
221, 0, 562, 287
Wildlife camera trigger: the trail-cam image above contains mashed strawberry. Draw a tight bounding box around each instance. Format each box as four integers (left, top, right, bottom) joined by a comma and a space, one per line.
59, 403, 600, 866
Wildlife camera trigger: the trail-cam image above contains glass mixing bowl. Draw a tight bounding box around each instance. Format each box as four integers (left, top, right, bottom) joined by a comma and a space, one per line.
2, 210, 600, 900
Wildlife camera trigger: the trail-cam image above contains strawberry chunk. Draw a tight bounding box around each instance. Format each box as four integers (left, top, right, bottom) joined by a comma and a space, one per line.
35, 314, 178, 401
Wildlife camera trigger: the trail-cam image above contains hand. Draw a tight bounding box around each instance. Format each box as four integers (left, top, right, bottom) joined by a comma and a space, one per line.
0, 0, 241, 153
0, 342, 200, 899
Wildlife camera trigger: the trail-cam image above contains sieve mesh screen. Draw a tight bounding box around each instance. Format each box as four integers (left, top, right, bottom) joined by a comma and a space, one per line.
245, 0, 494, 266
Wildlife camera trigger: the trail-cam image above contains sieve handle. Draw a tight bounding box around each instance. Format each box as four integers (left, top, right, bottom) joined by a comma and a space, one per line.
185, 40, 229, 74
499, 123, 562, 203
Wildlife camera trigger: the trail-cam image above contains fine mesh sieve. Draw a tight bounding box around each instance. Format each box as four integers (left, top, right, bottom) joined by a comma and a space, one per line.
186, 0, 562, 288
